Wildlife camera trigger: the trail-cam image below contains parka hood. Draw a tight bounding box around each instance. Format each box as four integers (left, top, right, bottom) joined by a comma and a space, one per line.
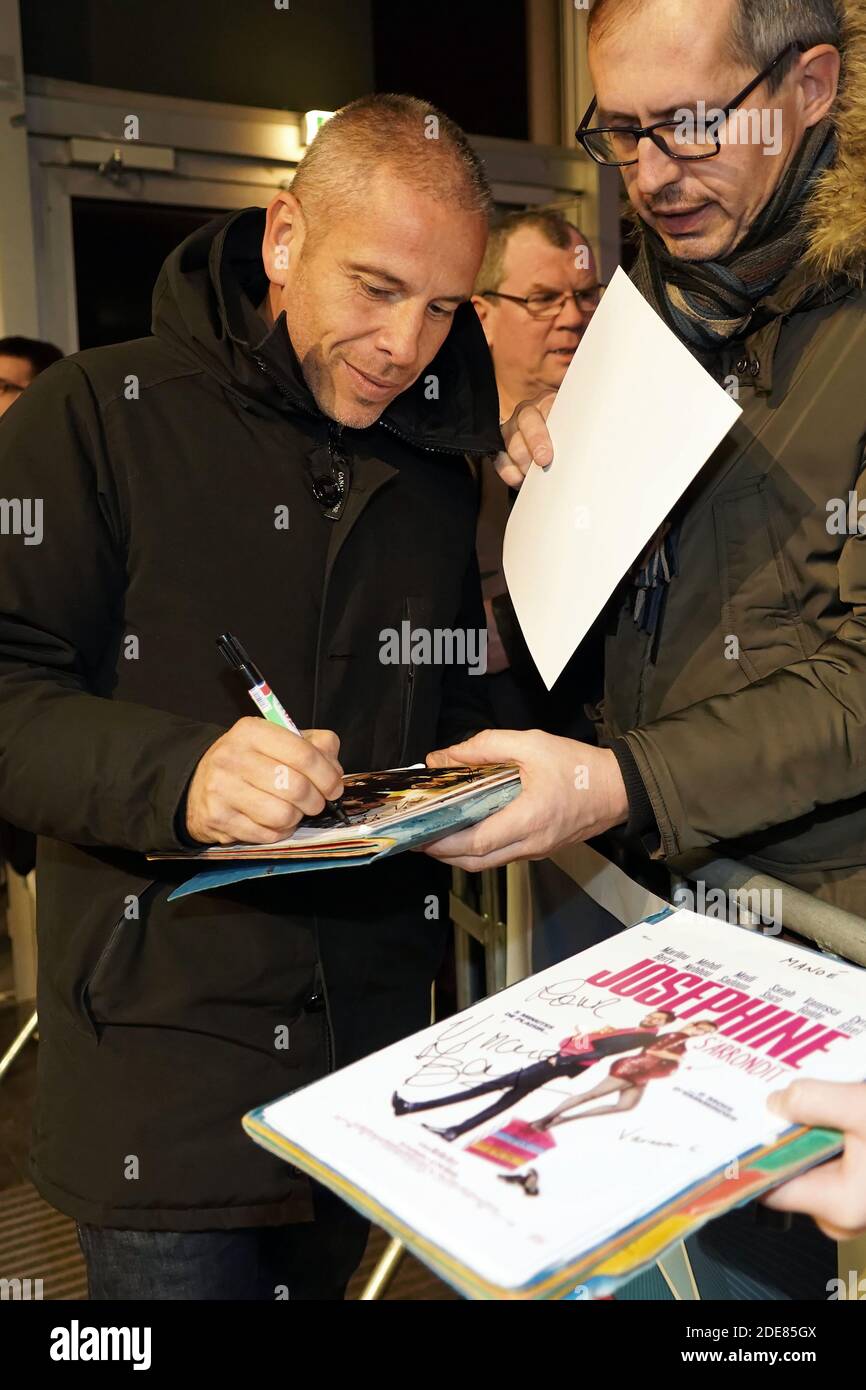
804, 0, 866, 283
152, 206, 503, 456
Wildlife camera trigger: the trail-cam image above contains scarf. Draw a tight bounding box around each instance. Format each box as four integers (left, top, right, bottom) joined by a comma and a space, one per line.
629, 120, 837, 644
631, 118, 837, 358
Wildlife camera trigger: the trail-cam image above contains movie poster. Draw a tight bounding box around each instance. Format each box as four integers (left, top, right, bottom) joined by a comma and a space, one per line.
247, 909, 866, 1295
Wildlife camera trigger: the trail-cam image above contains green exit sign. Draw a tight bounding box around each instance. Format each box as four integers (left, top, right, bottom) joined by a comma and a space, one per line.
304, 110, 335, 145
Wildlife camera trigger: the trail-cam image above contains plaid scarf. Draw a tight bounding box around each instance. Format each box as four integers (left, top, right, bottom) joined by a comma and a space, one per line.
631, 119, 837, 358
629, 120, 837, 644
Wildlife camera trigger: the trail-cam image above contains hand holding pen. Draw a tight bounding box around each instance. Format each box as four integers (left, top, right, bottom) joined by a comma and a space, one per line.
182, 635, 347, 847
216, 633, 349, 827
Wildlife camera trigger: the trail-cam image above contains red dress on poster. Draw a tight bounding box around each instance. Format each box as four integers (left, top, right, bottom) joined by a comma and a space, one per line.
609, 1032, 690, 1085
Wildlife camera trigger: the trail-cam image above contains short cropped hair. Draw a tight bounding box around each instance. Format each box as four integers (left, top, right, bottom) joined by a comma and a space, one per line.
291, 93, 492, 232
588, 0, 845, 92
0, 336, 64, 375
475, 208, 586, 295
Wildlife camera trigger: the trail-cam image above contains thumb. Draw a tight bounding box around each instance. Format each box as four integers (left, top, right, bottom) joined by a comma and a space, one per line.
427, 729, 519, 770
767, 1079, 858, 1132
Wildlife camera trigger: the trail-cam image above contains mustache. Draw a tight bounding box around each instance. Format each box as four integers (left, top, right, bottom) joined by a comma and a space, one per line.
647, 195, 710, 216
347, 360, 409, 387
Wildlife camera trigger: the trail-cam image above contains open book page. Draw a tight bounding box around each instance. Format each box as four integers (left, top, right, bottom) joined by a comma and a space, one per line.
246, 909, 866, 1296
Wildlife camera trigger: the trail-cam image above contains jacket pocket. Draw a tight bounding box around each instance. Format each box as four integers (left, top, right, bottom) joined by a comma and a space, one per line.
714, 478, 808, 682
79, 880, 158, 1039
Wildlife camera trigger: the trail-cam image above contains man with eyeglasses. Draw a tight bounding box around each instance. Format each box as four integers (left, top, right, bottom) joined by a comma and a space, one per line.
425, 0, 866, 1290
472, 210, 606, 724
473, 210, 603, 424
471, 211, 612, 968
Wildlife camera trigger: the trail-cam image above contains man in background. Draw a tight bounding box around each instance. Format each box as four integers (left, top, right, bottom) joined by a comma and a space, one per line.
0, 336, 63, 420
472, 210, 605, 734
472, 211, 612, 970
473, 210, 600, 420
0, 337, 63, 884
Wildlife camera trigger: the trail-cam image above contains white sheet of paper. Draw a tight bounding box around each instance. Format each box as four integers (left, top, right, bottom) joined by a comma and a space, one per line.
503, 266, 743, 689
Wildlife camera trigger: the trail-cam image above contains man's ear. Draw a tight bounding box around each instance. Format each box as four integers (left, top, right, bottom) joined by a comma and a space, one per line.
263, 190, 306, 286
471, 294, 496, 350
799, 43, 842, 126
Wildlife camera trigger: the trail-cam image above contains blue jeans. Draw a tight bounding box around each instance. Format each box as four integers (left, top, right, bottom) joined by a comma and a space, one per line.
77, 1187, 369, 1300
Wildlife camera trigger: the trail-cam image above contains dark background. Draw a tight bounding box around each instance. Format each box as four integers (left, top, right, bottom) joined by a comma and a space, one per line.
70, 199, 225, 348
23, 0, 533, 347
21, 0, 529, 139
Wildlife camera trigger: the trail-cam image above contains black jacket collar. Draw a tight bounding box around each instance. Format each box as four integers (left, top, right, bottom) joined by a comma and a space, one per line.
154, 207, 503, 456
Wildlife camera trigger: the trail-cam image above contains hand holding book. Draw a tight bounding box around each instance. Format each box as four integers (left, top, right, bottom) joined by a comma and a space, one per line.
762, 1080, 866, 1241
153, 763, 522, 895
422, 728, 629, 871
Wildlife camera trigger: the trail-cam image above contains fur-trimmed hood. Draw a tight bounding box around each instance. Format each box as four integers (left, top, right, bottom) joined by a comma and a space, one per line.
804, 0, 866, 282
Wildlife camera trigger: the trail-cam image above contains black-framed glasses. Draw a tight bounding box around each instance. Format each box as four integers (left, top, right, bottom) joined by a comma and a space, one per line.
576, 41, 806, 166
480, 283, 606, 319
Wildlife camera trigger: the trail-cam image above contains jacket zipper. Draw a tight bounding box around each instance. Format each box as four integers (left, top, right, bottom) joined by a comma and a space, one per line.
252, 354, 319, 420
254, 356, 482, 460
316, 959, 336, 1074
400, 668, 416, 763
378, 417, 482, 457
252, 360, 473, 1075
399, 597, 416, 763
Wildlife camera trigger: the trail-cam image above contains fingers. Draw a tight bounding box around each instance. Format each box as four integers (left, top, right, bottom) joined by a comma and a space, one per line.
426, 746, 466, 770
502, 393, 555, 457
767, 1079, 866, 1133
191, 775, 311, 846
760, 1160, 863, 1241
184, 718, 344, 845
423, 797, 534, 869
302, 727, 341, 761
214, 799, 305, 847
427, 729, 524, 771
761, 1082, 866, 1239
512, 403, 554, 468
227, 747, 330, 817
494, 451, 529, 489
423, 838, 527, 872
495, 392, 556, 489
425, 731, 538, 865
440, 798, 533, 858
244, 719, 344, 801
